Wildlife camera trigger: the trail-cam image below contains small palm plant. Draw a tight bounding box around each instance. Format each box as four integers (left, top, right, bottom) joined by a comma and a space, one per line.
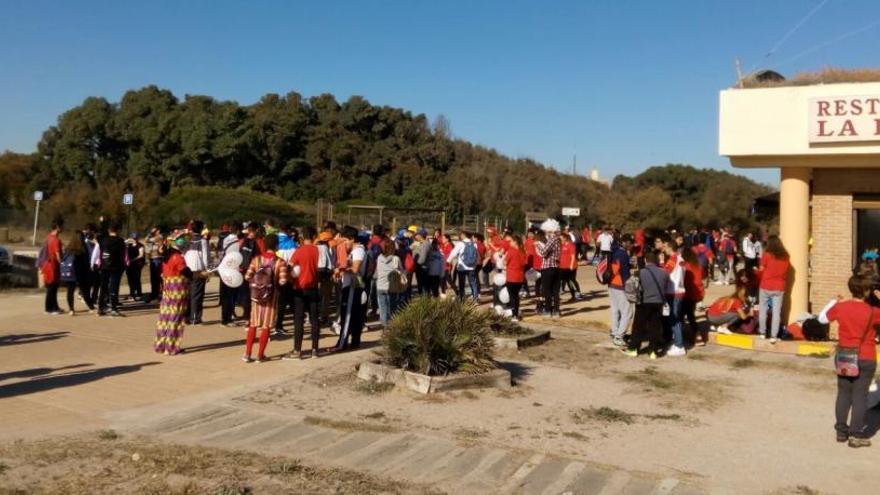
381, 297, 496, 376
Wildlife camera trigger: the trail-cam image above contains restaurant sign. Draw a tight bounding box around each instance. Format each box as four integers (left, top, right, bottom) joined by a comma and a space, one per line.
809, 96, 880, 143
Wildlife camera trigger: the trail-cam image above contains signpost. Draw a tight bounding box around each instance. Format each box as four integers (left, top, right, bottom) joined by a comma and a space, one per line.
32, 191, 43, 246
561, 207, 580, 217
123, 193, 134, 235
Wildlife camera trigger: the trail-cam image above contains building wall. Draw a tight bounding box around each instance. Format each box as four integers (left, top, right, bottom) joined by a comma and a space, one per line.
810, 169, 880, 307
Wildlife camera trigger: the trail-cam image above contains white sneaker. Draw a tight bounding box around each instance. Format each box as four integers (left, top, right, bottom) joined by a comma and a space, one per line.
494, 305, 504, 315
709, 325, 717, 331
667, 345, 686, 357
717, 326, 732, 335
870, 382, 878, 393
331, 321, 341, 336
503, 309, 513, 317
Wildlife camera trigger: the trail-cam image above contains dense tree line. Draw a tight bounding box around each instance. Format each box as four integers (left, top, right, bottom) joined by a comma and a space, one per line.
1, 86, 773, 231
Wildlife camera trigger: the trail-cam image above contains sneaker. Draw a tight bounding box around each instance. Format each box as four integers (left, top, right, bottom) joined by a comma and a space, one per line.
68, 311, 75, 316
696, 340, 707, 347
717, 326, 732, 335
331, 321, 341, 335
757, 334, 766, 339
511, 317, 520, 322
837, 432, 849, 443
621, 348, 638, 357
256, 356, 268, 363
311, 349, 319, 358
44, 310, 63, 315
612, 337, 626, 347
848, 438, 871, 448
503, 309, 513, 318
667, 345, 687, 357
241, 356, 254, 363
109, 310, 123, 317
709, 325, 717, 331
649, 352, 658, 360
769, 337, 779, 344
281, 352, 299, 361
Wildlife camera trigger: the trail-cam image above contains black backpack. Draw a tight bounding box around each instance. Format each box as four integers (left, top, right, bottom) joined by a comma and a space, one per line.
60, 253, 76, 283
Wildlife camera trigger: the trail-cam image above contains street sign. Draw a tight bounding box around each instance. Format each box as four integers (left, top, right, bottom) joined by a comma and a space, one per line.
33, 191, 43, 202
561, 207, 580, 217
123, 193, 134, 205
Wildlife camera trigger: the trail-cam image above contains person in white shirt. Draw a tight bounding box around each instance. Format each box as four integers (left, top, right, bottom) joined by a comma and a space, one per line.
597, 227, 615, 261
185, 220, 210, 325
333, 226, 366, 350
742, 233, 758, 272
447, 231, 479, 302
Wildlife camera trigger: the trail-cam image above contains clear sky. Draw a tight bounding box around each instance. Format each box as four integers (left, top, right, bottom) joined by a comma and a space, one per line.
2, 0, 879, 185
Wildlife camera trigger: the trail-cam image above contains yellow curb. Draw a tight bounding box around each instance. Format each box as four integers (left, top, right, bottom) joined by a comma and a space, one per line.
797, 343, 832, 357
715, 333, 754, 350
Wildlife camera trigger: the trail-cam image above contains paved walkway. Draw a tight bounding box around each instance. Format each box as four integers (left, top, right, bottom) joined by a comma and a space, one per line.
127, 401, 703, 495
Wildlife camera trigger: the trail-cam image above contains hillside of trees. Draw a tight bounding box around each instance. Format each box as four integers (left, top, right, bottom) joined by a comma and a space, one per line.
1, 86, 773, 231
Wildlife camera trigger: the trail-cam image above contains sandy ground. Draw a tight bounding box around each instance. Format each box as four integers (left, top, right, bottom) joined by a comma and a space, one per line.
1, 267, 878, 493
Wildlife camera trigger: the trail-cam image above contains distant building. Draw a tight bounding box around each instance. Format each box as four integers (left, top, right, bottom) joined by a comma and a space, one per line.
588, 167, 609, 186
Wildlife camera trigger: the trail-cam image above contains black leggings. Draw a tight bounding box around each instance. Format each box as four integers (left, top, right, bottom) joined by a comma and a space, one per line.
66, 281, 95, 312
505, 282, 522, 318
560, 269, 580, 297
540, 268, 561, 314
681, 299, 699, 345
836, 360, 877, 438
629, 303, 664, 354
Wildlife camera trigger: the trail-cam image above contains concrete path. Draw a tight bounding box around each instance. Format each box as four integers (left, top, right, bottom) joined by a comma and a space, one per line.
128, 402, 704, 495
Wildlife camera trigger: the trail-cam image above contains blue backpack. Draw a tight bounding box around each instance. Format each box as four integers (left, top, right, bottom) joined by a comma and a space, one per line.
60, 253, 76, 282
461, 242, 479, 268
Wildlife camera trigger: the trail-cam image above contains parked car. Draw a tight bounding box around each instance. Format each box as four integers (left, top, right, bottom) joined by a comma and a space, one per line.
0, 246, 11, 272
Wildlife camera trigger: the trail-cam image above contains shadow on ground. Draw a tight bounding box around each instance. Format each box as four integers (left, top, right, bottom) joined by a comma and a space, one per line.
0, 362, 160, 399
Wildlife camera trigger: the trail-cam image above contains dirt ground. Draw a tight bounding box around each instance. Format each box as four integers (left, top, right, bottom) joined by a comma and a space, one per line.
1, 268, 879, 493
0, 431, 439, 495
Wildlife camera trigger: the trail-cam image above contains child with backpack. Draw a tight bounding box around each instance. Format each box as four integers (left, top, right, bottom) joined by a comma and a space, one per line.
242, 234, 289, 362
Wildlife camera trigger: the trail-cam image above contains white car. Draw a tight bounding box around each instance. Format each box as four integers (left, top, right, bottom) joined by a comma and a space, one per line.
0, 246, 10, 272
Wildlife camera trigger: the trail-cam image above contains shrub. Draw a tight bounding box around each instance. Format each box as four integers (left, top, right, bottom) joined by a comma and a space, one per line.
381, 297, 496, 376
153, 186, 312, 228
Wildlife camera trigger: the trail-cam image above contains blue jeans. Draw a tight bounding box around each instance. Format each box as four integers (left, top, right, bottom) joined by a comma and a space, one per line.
457, 269, 478, 302
376, 290, 399, 324
665, 296, 684, 348
758, 289, 784, 338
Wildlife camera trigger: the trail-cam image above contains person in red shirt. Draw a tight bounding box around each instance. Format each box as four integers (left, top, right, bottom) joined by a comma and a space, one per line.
559, 235, 581, 301
503, 235, 527, 321
283, 226, 321, 360
579, 226, 591, 261
819, 274, 880, 447
440, 234, 455, 296
41, 219, 64, 314
756, 236, 791, 343
706, 285, 750, 333
155, 236, 193, 356
524, 230, 541, 298
681, 248, 706, 346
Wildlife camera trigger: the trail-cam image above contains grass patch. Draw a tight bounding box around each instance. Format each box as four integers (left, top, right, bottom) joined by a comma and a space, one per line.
730, 358, 755, 370
354, 379, 395, 395
454, 427, 489, 440
303, 416, 397, 433
361, 411, 386, 420
621, 366, 727, 410
574, 406, 635, 425
562, 431, 588, 441
97, 429, 120, 441
0, 433, 439, 494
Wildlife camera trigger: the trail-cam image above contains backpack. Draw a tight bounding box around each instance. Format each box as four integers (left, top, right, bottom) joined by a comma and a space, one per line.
428, 250, 445, 277
724, 239, 735, 255
624, 272, 642, 304
35, 244, 48, 269
596, 257, 611, 285
403, 251, 416, 274
249, 258, 276, 303
60, 253, 76, 283
461, 242, 479, 268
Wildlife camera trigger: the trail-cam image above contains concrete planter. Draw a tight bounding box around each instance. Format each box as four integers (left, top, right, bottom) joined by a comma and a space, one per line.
357, 360, 512, 394
493, 330, 551, 350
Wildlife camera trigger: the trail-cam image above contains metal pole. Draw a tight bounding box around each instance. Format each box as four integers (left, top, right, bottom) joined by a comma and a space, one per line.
441, 211, 446, 234
127, 203, 133, 236
32, 200, 40, 246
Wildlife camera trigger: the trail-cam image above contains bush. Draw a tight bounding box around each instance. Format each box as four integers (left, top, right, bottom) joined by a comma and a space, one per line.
381, 297, 496, 376
153, 186, 312, 228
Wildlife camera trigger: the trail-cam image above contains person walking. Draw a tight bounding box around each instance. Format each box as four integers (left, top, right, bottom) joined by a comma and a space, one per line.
40, 219, 64, 315
125, 233, 145, 301
217, 224, 240, 326
742, 233, 758, 272
154, 236, 193, 356
559, 234, 582, 301
624, 250, 669, 359
662, 237, 687, 356
96, 221, 126, 317
283, 227, 321, 359
503, 235, 527, 321
608, 235, 634, 346
448, 231, 480, 303
819, 274, 880, 448
316, 230, 335, 325
334, 226, 367, 351
536, 219, 562, 318
145, 227, 164, 303
242, 233, 288, 362
375, 238, 404, 325
60, 232, 95, 314
185, 221, 209, 325
757, 235, 791, 344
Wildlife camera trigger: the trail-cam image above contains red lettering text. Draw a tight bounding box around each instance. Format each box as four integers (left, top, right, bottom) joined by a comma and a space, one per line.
868, 98, 880, 115
835, 100, 848, 116
875, 119, 880, 136
851, 99, 863, 116
838, 120, 857, 137
817, 120, 833, 137
817, 100, 831, 117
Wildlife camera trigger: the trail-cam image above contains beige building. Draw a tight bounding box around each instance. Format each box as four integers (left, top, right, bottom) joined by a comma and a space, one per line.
719, 81, 880, 322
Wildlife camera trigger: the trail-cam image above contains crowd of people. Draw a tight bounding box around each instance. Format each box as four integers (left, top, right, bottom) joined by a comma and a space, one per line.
35, 215, 880, 448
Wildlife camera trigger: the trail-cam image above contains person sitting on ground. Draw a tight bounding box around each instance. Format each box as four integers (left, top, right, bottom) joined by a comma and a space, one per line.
819, 274, 880, 448
706, 284, 751, 335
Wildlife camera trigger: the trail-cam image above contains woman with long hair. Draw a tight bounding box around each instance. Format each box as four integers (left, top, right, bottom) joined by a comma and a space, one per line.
61, 233, 95, 314
681, 248, 705, 346
503, 234, 527, 321
757, 235, 791, 344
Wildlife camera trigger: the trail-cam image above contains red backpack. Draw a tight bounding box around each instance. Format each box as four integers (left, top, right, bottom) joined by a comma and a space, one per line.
250, 258, 277, 303
596, 257, 611, 285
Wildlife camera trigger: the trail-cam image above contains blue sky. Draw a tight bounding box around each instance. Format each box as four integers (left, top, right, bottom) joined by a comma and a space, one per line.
2, 0, 879, 185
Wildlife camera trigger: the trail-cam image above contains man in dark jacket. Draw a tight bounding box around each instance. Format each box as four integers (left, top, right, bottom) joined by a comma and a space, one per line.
97, 221, 126, 317
608, 235, 633, 346
624, 249, 670, 358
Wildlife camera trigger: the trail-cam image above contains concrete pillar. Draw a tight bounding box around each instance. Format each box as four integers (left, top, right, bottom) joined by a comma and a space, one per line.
779, 167, 811, 322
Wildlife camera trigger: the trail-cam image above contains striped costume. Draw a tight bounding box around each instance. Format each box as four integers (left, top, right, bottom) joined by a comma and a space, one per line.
245, 254, 289, 329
